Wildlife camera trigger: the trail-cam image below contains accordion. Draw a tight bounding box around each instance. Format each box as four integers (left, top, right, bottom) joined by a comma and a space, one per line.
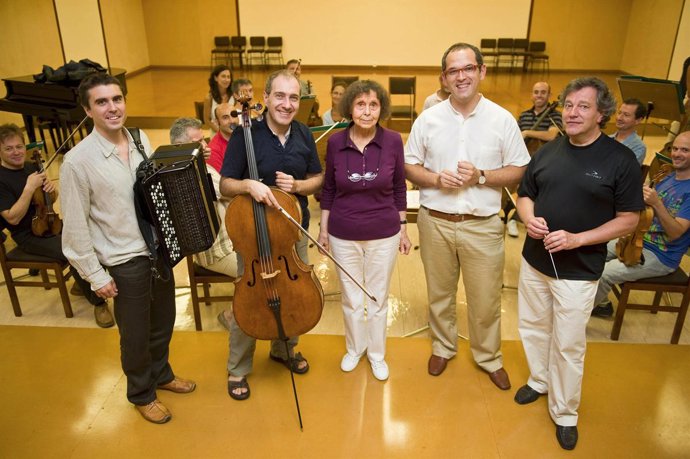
135, 142, 220, 267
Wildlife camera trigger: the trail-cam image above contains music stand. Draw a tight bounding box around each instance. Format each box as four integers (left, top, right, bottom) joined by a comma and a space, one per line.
617, 76, 685, 139
295, 95, 316, 124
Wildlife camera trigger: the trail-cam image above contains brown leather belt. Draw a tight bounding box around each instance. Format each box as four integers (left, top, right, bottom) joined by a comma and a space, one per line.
424, 206, 488, 222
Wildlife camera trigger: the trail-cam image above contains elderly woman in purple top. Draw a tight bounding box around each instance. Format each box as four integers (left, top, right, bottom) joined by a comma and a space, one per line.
317, 80, 411, 381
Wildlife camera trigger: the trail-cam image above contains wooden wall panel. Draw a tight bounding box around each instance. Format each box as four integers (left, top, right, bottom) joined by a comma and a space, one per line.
54, 0, 108, 65
668, 1, 690, 82
0, 0, 64, 125
530, 0, 631, 71
620, 0, 684, 79
238, 0, 531, 67
100, 0, 150, 73
142, 0, 238, 67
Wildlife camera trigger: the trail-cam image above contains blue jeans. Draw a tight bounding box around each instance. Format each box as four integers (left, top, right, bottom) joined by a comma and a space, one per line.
108, 256, 176, 405
593, 240, 675, 306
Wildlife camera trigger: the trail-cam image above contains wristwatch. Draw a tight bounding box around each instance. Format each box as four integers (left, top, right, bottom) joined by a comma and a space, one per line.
478, 170, 486, 185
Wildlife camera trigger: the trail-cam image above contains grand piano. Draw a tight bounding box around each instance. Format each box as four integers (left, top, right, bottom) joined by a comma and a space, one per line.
0, 68, 126, 147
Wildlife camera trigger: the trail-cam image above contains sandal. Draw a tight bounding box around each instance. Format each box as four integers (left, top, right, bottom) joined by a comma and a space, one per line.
227, 376, 250, 401
269, 352, 310, 374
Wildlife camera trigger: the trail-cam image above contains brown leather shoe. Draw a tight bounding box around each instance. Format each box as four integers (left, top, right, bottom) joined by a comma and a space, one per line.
136, 399, 171, 424
488, 367, 511, 390
428, 355, 449, 376
158, 377, 196, 393
94, 304, 115, 328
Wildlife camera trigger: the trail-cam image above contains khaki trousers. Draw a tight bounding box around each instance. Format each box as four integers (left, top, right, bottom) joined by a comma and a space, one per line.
417, 207, 505, 372
517, 258, 597, 426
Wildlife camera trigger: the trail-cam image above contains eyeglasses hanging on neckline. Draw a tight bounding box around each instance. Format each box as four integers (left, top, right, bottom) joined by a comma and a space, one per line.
346, 148, 381, 184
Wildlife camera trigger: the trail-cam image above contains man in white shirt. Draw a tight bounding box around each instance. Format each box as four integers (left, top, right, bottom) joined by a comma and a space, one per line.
404, 42, 530, 390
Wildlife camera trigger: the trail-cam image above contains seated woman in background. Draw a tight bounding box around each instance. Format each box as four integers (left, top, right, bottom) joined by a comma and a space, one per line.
203, 65, 233, 133
318, 80, 411, 382
321, 81, 347, 125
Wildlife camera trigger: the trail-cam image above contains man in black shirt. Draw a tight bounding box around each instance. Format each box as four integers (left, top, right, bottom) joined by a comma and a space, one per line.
514, 78, 643, 450
0, 123, 114, 327
220, 70, 323, 400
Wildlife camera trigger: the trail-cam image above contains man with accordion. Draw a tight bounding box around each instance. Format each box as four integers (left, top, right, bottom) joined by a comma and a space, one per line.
60, 73, 195, 425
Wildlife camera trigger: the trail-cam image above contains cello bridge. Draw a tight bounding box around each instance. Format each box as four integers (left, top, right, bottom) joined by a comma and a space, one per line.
260, 270, 281, 280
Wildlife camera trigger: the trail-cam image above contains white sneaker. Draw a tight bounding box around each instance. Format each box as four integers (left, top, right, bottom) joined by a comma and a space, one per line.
340, 353, 361, 372
507, 219, 519, 238
369, 359, 389, 381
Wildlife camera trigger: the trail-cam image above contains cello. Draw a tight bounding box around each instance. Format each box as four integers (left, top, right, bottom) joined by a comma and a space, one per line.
30, 145, 62, 237
616, 163, 674, 266
225, 94, 324, 340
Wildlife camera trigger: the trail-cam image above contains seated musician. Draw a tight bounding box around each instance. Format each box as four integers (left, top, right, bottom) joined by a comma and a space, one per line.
592, 131, 690, 318
321, 80, 346, 125
207, 103, 234, 173
170, 117, 237, 329
505, 82, 564, 237
169, 117, 237, 280
203, 65, 233, 134
610, 98, 647, 165
227, 78, 257, 131
219, 70, 323, 401
60, 73, 195, 424
422, 75, 450, 111
0, 123, 114, 328
286, 59, 310, 96
518, 81, 563, 144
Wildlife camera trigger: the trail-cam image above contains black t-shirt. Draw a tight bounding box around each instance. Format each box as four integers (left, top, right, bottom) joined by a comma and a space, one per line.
221, 117, 322, 228
518, 134, 644, 280
0, 164, 39, 242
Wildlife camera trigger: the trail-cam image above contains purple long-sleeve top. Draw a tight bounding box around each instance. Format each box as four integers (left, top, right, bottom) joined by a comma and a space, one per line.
320, 124, 407, 241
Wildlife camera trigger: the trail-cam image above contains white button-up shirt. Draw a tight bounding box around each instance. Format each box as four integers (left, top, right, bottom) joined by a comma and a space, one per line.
405, 96, 530, 216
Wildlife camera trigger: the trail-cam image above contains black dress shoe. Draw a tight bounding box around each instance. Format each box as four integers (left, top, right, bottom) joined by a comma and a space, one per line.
591, 301, 613, 318
556, 425, 578, 450
514, 384, 543, 405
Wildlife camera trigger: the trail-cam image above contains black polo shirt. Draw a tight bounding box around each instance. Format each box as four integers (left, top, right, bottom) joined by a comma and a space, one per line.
221, 117, 321, 228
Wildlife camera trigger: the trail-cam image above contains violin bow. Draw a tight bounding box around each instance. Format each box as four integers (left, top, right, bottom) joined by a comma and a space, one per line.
43, 115, 90, 169
275, 206, 378, 303
314, 119, 346, 144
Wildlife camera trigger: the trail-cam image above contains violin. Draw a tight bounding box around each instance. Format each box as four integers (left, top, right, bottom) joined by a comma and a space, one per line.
306, 79, 322, 127
225, 93, 324, 341
615, 163, 674, 266
30, 146, 62, 237
524, 100, 559, 155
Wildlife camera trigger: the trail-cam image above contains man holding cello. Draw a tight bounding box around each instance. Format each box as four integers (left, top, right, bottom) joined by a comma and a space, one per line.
220, 69, 323, 401
0, 123, 114, 328
592, 130, 690, 318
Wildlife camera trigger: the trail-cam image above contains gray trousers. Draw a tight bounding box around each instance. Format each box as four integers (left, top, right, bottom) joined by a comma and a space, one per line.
593, 240, 674, 306
227, 236, 308, 377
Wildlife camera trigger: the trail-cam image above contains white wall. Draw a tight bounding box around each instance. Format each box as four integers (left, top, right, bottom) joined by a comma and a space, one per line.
238, 0, 531, 66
